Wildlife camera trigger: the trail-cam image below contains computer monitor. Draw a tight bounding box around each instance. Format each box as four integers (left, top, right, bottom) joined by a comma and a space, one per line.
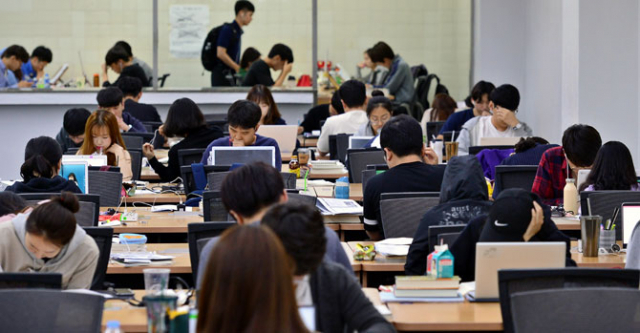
208, 147, 276, 168
472, 242, 566, 301
256, 125, 298, 159
622, 203, 640, 247
0, 273, 62, 289
349, 136, 374, 149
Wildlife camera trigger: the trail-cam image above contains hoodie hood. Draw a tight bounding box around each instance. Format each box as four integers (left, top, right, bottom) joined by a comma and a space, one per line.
11, 212, 88, 266
439, 155, 488, 203
7, 175, 79, 194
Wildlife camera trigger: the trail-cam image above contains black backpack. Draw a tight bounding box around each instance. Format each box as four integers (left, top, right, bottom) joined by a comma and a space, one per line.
201, 23, 239, 71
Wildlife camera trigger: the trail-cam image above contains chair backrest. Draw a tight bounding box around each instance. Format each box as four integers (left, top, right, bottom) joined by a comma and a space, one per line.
468, 145, 515, 156
288, 193, 318, 207
128, 149, 142, 181
336, 133, 352, 164
437, 232, 461, 250
87, 171, 122, 207
0, 273, 62, 289
65, 147, 80, 155
142, 121, 163, 132
428, 224, 467, 253
281, 172, 297, 190
206, 172, 229, 192
499, 268, 640, 333
329, 135, 338, 160
380, 192, 440, 238
581, 191, 640, 240
441, 131, 460, 142
202, 191, 234, 222
178, 148, 206, 167
510, 287, 640, 333
19, 193, 100, 227
0, 289, 104, 332
180, 165, 231, 194
120, 134, 144, 150
362, 169, 378, 193
426, 121, 445, 141
82, 227, 114, 290
346, 149, 386, 183
493, 165, 538, 198
187, 222, 236, 282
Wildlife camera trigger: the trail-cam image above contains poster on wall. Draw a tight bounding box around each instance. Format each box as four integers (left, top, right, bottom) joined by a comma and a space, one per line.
170, 5, 210, 58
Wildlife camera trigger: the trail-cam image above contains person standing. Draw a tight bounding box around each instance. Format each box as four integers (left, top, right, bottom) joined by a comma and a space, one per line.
210, 1, 254, 86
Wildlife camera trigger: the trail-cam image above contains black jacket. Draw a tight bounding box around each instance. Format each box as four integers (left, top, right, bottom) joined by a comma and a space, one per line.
5, 175, 82, 194
405, 156, 492, 275
310, 261, 396, 333
124, 99, 162, 123
55, 127, 82, 153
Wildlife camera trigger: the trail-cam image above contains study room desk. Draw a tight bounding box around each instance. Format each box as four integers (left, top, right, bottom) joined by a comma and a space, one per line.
107, 243, 190, 274
123, 191, 186, 204
282, 164, 348, 180
299, 135, 318, 147
387, 301, 503, 331
551, 216, 581, 231
101, 207, 203, 234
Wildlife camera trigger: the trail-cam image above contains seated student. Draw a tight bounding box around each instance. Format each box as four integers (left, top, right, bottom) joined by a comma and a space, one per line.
420, 93, 457, 136
197, 225, 308, 332
298, 90, 344, 135
356, 90, 393, 137
246, 84, 286, 125
114, 41, 153, 82
317, 80, 369, 157
532, 124, 602, 206
0, 192, 99, 289
450, 189, 575, 282
242, 43, 294, 87
262, 203, 396, 332
56, 108, 92, 153
142, 98, 223, 182
101, 45, 150, 87
456, 84, 532, 155
370, 41, 414, 105
363, 115, 444, 240
20, 46, 52, 82
238, 47, 261, 81
77, 110, 133, 181
437, 81, 495, 140
356, 48, 388, 86
116, 76, 162, 123
196, 162, 352, 289
499, 137, 558, 166
96, 86, 146, 133
0, 192, 27, 223
5, 136, 81, 194
200, 100, 282, 169
405, 156, 492, 275
0, 45, 30, 88
580, 141, 638, 192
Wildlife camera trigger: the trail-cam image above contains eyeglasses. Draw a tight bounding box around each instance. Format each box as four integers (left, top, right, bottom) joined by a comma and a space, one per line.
370, 116, 390, 124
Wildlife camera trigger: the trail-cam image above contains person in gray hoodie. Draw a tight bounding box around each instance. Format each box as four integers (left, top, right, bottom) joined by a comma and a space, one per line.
0, 192, 99, 289
371, 41, 415, 105
405, 155, 492, 275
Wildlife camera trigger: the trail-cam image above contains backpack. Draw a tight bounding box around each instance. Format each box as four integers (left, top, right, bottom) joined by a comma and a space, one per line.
201, 23, 239, 71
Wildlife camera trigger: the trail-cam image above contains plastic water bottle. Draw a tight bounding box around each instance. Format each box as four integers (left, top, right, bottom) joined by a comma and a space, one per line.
44, 73, 50, 88
105, 320, 122, 333
334, 176, 350, 199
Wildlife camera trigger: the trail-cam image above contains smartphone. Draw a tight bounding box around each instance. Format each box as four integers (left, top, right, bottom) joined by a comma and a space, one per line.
114, 288, 134, 297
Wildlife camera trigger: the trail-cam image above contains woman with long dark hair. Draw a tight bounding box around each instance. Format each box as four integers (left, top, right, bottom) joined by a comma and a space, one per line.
581, 141, 638, 191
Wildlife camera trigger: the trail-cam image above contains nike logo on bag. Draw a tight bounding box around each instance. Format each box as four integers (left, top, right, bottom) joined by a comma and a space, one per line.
494, 220, 509, 227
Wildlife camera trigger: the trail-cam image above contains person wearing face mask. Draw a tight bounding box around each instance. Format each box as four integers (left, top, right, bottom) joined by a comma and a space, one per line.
436, 81, 495, 140
101, 45, 150, 87
456, 84, 533, 155
0, 192, 99, 289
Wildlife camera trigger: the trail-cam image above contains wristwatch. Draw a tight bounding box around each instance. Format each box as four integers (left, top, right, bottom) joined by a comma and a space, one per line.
512, 123, 523, 131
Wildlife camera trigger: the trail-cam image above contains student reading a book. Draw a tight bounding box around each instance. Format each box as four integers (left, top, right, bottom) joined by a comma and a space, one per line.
196, 162, 351, 289
77, 110, 133, 181
242, 43, 294, 87
450, 189, 574, 282
579, 141, 638, 192
0, 192, 27, 223
21, 46, 52, 81
142, 98, 223, 182
197, 225, 309, 332
262, 203, 395, 332
114, 41, 153, 82
370, 41, 414, 105
0, 192, 99, 289
97, 87, 147, 133
355, 48, 388, 86
246, 84, 286, 125
101, 45, 150, 87
5, 136, 81, 194
405, 155, 492, 275
117, 76, 162, 123
363, 115, 443, 240
200, 100, 282, 169
55, 108, 92, 153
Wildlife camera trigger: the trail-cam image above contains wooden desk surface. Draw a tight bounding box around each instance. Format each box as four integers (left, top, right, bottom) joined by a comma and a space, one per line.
140, 167, 161, 181
313, 183, 363, 201
388, 301, 502, 331
107, 243, 191, 274
552, 216, 581, 231
282, 164, 348, 180
102, 207, 203, 233
124, 191, 186, 204
299, 135, 318, 147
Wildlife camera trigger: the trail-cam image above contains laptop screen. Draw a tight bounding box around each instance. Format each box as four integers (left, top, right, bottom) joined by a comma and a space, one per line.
349, 136, 373, 149
622, 203, 640, 246
209, 147, 276, 168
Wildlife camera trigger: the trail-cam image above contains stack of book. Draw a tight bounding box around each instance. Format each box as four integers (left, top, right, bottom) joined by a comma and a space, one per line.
394, 275, 461, 298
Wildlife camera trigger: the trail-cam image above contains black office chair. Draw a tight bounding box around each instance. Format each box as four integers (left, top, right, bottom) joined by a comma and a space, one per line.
380, 192, 440, 238
493, 165, 538, 199
87, 170, 123, 208
468, 145, 514, 156
187, 222, 235, 282
178, 148, 206, 167
426, 121, 445, 141
120, 134, 145, 150
580, 191, 640, 240
0, 273, 62, 289
203, 114, 228, 131
361, 169, 377, 193
427, 225, 467, 254
329, 135, 338, 161
65, 147, 80, 155
128, 148, 142, 181
82, 227, 113, 290
180, 165, 231, 194
288, 193, 318, 208
281, 172, 297, 190
441, 131, 460, 142
336, 133, 352, 164
499, 268, 640, 333
19, 193, 100, 227
346, 148, 386, 183
202, 191, 234, 222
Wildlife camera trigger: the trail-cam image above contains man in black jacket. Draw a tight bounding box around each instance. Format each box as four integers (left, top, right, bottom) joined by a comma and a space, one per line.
262, 203, 395, 333
405, 155, 492, 275
117, 76, 162, 123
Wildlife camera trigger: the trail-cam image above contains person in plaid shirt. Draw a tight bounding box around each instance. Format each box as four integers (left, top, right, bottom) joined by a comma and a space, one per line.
531, 124, 602, 206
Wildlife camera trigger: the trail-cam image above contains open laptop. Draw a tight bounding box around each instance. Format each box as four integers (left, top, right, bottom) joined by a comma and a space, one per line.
208, 146, 276, 168
256, 125, 298, 160
50, 63, 69, 85
62, 155, 108, 167
349, 136, 373, 149
622, 203, 640, 248
470, 242, 566, 301
479, 137, 522, 146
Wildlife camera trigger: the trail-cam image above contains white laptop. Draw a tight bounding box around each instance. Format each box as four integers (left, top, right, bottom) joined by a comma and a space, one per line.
479, 137, 522, 146
622, 203, 640, 248
257, 125, 298, 159
62, 155, 108, 167
471, 242, 566, 301
208, 146, 276, 168
349, 136, 373, 149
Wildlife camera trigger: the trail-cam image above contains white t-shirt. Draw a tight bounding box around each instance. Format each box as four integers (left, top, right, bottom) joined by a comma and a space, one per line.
317, 110, 368, 153
457, 116, 532, 154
